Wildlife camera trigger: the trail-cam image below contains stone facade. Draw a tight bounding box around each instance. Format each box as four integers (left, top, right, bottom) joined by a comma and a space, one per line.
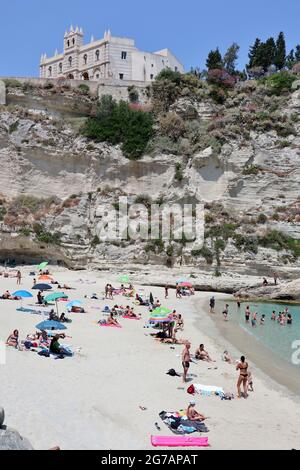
40, 27, 184, 83
0, 80, 6, 105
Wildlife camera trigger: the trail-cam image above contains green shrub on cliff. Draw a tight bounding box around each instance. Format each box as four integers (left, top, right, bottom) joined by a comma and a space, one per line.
83, 95, 153, 160
264, 71, 298, 96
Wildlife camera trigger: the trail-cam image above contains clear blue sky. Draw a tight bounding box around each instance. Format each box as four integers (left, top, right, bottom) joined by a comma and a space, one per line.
1, 0, 299, 76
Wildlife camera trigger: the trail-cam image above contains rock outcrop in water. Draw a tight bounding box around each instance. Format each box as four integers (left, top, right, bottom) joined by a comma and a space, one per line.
0, 77, 299, 279
235, 278, 300, 301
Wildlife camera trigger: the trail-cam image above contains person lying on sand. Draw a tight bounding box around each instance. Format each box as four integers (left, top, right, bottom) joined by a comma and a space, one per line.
195, 344, 215, 362
107, 313, 120, 326
187, 401, 207, 422
58, 284, 75, 290
1, 291, 19, 300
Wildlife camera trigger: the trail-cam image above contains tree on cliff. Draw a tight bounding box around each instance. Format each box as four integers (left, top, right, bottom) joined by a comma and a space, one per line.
206, 48, 223, 70
248, 38, 261, 69
223, 43, 240, 74
273, 32, 286, 70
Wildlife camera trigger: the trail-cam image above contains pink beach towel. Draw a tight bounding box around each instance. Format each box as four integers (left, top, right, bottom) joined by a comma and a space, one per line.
151, 435, 209, 448
99, 323, 122, 329
122, 316, 141, 320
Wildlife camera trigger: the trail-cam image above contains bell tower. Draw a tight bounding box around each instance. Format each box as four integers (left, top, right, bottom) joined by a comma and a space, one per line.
64, 25, 84, 52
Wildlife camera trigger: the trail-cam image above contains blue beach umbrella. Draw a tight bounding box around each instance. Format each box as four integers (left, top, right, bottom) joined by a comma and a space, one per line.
12, 290, 33, 298
67, 300, 83, 311
36, 320, 67, 331
32, 284, 52, 292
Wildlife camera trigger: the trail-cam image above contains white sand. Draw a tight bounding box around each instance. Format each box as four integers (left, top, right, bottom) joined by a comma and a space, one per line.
0, 266, 299, 450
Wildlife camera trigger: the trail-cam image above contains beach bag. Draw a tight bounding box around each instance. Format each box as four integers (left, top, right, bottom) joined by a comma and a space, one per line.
166, 369, 180, 377
187, 384, 195, 395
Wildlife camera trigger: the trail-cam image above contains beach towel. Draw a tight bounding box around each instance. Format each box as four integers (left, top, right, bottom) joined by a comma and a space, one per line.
98, 323, 122, 329
192, 384, 224, 398
159, 411, 208, 434
17, 307, 50, 316
122, 316, 141, 320
151, 435, 209, 448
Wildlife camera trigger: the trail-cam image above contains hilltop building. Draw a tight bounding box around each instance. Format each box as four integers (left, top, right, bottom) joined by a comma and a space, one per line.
40, 27, 184, 82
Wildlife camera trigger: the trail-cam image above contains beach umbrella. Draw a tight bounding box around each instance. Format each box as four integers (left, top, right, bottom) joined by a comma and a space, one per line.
12, 290, 33, 308
44, 292, 68, 302
38, 275, 53, 282
36, 320, 67, 331
152, 307, 172, 316
118, 275, 131, 284
32, 284, 52, 292
44, 292, 68, 315
176, 278, 188, 283
67, 300, 83, 311
149, 317, 171, 324
179, 281, 193, 288
12, 290, 33, 298
38, 262, 48, 271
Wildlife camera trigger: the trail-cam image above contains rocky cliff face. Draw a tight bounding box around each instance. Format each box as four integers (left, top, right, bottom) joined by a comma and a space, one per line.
0, 78, 299, 277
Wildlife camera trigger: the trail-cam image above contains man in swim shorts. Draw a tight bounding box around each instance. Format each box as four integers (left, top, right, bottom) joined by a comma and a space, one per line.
182, 343, 191, 383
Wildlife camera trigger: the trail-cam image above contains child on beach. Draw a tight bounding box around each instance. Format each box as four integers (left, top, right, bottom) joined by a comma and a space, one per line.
248, 371, 254, 392
209, 296, 215, 313
223, 304, 229, 321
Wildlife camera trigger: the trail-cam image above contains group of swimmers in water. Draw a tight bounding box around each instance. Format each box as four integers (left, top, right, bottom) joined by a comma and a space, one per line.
244, 305, 293, 327
210, 296, 294, 327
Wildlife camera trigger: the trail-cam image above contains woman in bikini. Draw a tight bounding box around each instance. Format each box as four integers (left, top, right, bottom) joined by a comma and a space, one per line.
236, 356, 249, 398
6, 330, 19, 348
107, 313, 119, 326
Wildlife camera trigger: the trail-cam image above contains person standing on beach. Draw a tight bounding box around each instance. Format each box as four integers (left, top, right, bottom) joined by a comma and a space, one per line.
273, 271, 279, 285
223, 304, 229, 321
165, 284, 169, 299
182, 343, 191, 383
16, 270, 22, 285
236, 356, 249, 399
176, 283, 182, 299
209, 296, 215, 313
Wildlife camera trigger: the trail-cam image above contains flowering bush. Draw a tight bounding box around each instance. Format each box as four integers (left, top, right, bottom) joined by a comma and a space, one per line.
292, 63, 300, 74
207, 69, 236, 88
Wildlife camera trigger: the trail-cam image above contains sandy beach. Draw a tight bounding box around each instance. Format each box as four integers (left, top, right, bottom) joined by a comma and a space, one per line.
1, 266, 300, 450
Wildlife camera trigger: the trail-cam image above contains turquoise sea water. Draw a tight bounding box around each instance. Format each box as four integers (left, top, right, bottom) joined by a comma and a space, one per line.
225, 301, 300, 366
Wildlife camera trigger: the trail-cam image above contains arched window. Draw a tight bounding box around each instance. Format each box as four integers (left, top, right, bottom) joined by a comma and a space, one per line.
48, 66, 52, 77
84, 54, 88, 65
72, 38, 75, 45
95, 50, 100, 61
68, 56, 72, 68
67, 40, 70, 47
59, 63, 63, 73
